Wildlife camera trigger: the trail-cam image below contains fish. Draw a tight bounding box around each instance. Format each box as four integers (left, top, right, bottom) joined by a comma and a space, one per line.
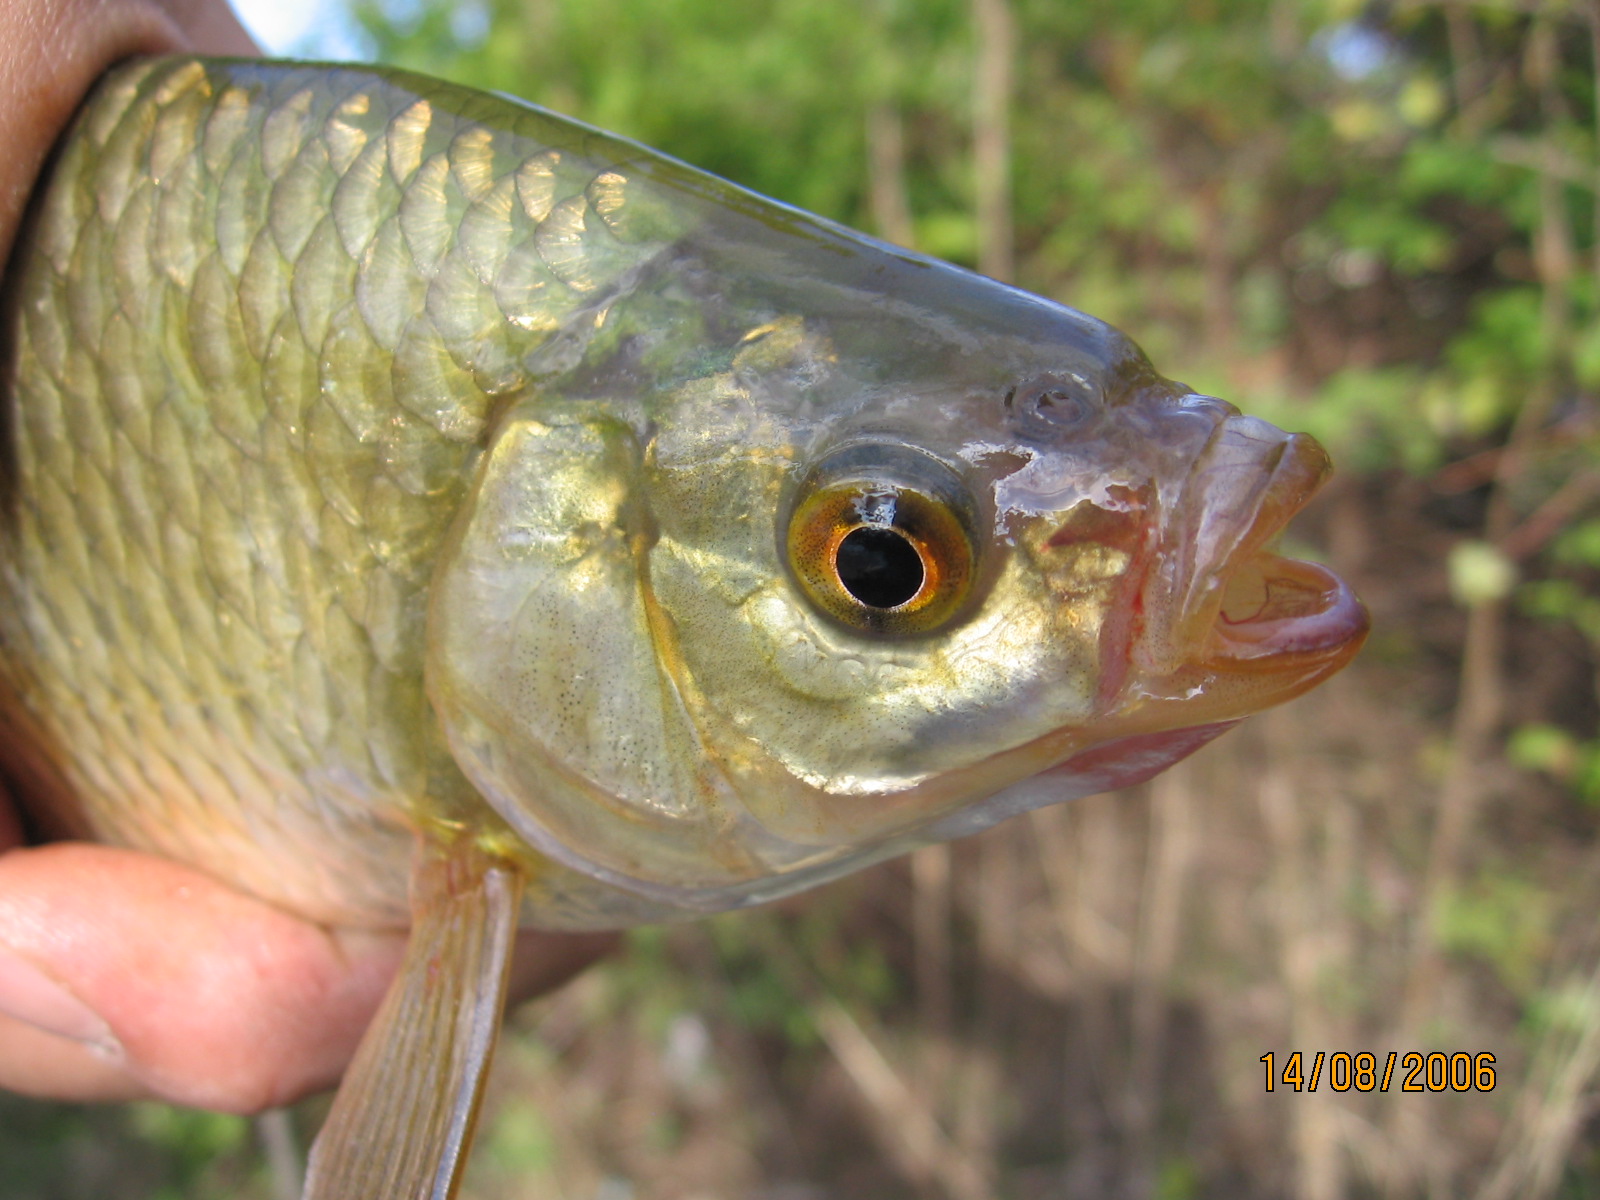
0, 55, 1367, 1199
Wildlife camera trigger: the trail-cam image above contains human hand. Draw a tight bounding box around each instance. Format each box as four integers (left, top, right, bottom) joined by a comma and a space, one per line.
0, 0, 616, 1115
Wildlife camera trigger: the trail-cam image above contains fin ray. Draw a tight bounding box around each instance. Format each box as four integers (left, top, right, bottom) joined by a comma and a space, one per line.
303, 839, 522, 1200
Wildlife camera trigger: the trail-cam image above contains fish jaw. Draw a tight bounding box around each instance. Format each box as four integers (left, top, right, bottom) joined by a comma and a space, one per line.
948, 548, 1367, 831
907, 422, 1367, 845
1130, 413, 1369, 720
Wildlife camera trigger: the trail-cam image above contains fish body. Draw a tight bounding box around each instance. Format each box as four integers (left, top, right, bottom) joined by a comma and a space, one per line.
0, 57, 1366, 1197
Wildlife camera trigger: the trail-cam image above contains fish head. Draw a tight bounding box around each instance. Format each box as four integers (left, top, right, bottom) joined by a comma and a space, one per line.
426, 179, 1367, 920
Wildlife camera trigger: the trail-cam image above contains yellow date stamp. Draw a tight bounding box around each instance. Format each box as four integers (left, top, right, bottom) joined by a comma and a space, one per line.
1261, 1051, 1496, 1093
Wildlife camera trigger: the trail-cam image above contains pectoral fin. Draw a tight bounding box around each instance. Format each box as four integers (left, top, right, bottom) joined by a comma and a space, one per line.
302, 838, 523, 1200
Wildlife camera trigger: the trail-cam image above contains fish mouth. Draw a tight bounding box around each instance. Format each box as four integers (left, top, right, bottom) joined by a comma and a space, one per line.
1146, 415, 1368, 694
1210, 550, 1367, 663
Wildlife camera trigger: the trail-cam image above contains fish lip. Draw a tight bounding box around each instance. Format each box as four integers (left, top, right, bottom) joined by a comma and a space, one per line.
1147, 416, 1366, 674
1190, 428, 1369, 669
1209, 430, 1330, 581
1209, 554, 1370, 664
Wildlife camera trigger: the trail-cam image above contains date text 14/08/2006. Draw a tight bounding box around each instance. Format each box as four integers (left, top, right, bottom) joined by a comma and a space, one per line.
1261, 1051, 1497, 1093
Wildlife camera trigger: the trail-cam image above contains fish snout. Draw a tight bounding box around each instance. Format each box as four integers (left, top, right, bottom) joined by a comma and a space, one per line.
1139, 416, 1368, 701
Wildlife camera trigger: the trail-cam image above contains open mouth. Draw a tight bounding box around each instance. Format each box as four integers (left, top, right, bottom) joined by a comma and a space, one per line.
1212, 552, 1367, 663
1164, 418, 1368, 674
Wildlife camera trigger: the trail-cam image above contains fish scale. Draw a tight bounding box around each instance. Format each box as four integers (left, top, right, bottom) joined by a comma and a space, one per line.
2, 58, 674, 925
1, 55, 1367, 1199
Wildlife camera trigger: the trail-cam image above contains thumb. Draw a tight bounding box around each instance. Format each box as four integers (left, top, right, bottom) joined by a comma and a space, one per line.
0, 843, 403, 1112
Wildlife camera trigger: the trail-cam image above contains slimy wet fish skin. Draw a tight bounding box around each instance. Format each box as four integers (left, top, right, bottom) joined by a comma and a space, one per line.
0, 57, 1368, 1199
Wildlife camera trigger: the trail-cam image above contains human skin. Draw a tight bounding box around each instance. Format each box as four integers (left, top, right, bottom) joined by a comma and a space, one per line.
0, 0, 615, 1113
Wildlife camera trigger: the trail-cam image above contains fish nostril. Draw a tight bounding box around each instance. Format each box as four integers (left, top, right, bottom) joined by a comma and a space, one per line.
1005, 375, 1099, 441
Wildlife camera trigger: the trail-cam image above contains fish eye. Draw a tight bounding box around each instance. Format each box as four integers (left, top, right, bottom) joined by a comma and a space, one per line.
785, 443, 977, 635
836, 527, 924, 608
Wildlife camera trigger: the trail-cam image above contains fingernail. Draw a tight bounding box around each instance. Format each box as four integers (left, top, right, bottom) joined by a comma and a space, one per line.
0, 947, 122, 1058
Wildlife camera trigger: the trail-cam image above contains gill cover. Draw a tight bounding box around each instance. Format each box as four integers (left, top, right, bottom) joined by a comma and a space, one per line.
423, 387, 1088, 912
426, 402, 750, 903
428, 397, 957, 911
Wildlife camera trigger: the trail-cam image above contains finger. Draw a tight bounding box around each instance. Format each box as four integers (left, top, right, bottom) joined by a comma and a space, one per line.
0, 843, 404, 1112
0, 1010, 149, 1101
0, 0, 256, 268
0, 844, 620, 1111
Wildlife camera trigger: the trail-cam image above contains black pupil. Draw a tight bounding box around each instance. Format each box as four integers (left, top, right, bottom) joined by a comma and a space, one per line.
835, 527, 924, 609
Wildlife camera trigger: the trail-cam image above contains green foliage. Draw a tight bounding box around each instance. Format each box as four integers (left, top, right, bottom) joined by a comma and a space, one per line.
603, 925, 700, 1037
1522, 578, 1600, 642
127, 1107, 253, 1200
1155, 1155, 1203, 1200
351, 0, 970, 229
127, 1104, 249, 1163
1508, 722, 1600, 804
1243, 365, 1438, 473
0, 1095, 266, 1200
345, 0, 1600, 505
1449, 540, 1519, 607
1524, 975, 1600, 1042
708, 914, 821, 1048
1552, 519, 1600, 570
1435, 873, 1555, 995
1400, 138, 1514, 207
1321, 191, 1455, 275
479, 1097, 558, 1177
0, 1096, 106, 1200
1455, 286, 1549, 386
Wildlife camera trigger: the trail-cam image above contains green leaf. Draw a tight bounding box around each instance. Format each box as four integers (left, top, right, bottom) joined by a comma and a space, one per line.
1434, 875, 1554, 995
1507, 723, 1578, 776
1448, 541, 1518, 608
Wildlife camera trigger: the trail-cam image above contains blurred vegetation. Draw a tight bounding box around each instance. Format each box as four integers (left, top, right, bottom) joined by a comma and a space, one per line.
10, 0, 1600, 1196
0, 1095, 271, 1200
